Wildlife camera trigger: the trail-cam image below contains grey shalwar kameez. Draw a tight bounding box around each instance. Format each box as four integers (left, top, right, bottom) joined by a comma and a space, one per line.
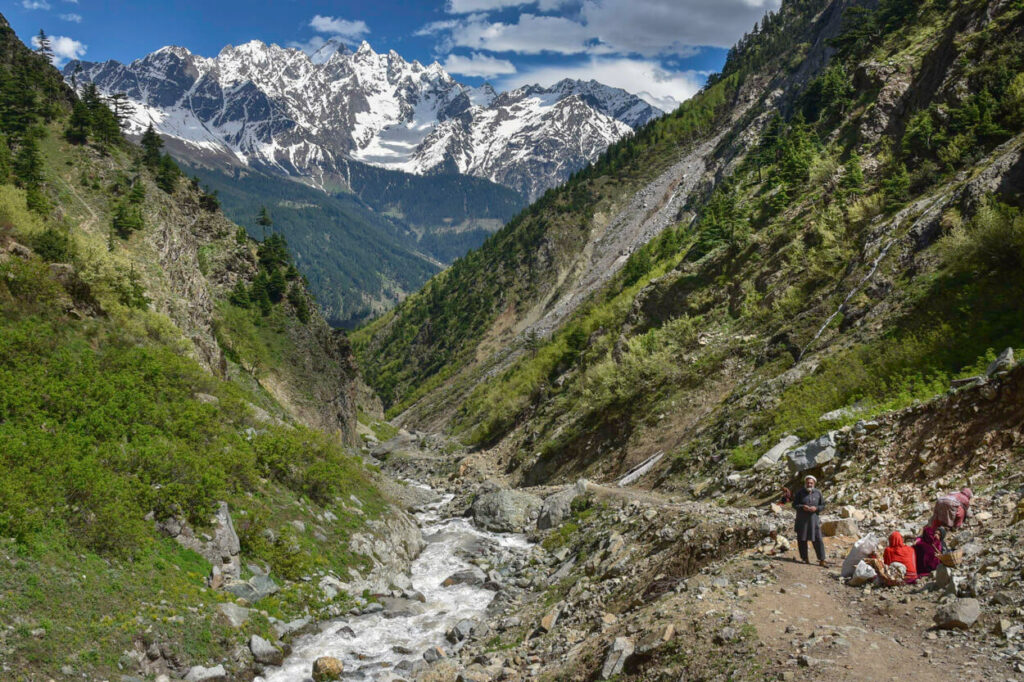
793, 487, 826, 562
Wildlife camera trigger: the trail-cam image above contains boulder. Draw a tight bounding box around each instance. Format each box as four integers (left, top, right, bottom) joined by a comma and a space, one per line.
312, 656, 344, 682
442, 567, 487, 587
446, 619, 476, 643
601, 637, 634, 679
636, 623, 675, 654
471, 488, 542, 533
539, 604, 561, 633
423, 646, 446, 663
249, 635, 283, 666
822, 519, 859, 537
215, 603, 250, 628
158, 502, 241, 579
753, 435, 801, 471
224, 574, 280, 603
184, 665, 226, 682
838, 506, 866, 521
319, 575, 347, 600
934, 598, 981, 629
537, 486, 579, 530
786, 433, 837, 474
380, 597, 428, 618
987, 347, 1014, 376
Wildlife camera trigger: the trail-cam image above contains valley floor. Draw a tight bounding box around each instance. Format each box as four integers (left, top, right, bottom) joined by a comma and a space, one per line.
360, 425, 1024, 682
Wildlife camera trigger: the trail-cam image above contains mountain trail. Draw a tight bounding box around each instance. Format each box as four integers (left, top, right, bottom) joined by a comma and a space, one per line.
749, 550, 995, 680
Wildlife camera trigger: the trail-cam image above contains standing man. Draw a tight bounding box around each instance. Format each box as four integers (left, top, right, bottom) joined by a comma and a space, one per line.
793, 475, 827, 566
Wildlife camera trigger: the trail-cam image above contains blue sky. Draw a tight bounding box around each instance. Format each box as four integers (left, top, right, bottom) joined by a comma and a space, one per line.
4, 0, 780, 110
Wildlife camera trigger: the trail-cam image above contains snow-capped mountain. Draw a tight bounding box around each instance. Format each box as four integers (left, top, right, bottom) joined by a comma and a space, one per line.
65, 39, 663, 199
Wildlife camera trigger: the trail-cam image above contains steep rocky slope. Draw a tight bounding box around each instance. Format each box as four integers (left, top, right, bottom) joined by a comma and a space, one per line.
355, 0, 1024, 491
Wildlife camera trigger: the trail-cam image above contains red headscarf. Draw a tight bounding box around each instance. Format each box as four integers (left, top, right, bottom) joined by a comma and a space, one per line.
883, 531, 918, 582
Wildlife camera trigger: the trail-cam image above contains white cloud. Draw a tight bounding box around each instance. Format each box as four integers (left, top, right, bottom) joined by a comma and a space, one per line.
60, 12, 82, 22
21, 0, 51, 9
443, 52, 517, 77
581, 0, 779, 54
423, 0, 780, 59
31, 34, 87, 66
501, 57, 702, 111
446, 13, 598, 55
446, 0, 573, 13
309, 15, 370, 41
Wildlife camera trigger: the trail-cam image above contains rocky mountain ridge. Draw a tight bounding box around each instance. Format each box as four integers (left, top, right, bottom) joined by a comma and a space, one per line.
67, 39, 661, 200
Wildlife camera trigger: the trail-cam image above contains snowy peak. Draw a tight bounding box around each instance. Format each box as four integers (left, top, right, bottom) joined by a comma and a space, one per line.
66, 40, 663, 199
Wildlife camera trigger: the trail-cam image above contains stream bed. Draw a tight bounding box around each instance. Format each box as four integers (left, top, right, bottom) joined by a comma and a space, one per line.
262, 490, 531, 681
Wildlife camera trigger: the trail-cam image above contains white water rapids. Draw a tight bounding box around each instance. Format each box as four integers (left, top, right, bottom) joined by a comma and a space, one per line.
262, 491, 530, 681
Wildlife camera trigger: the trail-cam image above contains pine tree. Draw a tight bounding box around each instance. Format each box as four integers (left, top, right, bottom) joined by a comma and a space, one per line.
128, 179, 146, 204
267, 268, 287, 303
287, 284, 310, 323
140, 124, 164, 169
258, 205, 272, 228
251, 272, 272, 316
0, 133, 11, 183
65, 100, 92, 144
228, 281, 252, 308
155, 154, 178, 193
106, 93, 134, 130
34, 30, 53, 62
13, 135, 44, 189
235, 225, 248, 245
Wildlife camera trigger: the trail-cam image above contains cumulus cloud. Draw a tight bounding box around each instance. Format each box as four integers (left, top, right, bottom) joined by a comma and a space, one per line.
31, 33, 86, 66
60, 12, 82, 22
309, 15, 370, 41
443, 52, 517, 77
581, 0, 779, 54
21, 0, 51, 10
444, 13, 599, 55
425, 0, 779, 58
500, 57, 702, 111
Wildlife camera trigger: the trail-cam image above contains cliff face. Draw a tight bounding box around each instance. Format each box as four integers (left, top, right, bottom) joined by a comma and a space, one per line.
355, 0, 1024, 492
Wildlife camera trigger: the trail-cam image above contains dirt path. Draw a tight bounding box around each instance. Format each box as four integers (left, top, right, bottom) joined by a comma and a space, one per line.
749, 549, 997, 681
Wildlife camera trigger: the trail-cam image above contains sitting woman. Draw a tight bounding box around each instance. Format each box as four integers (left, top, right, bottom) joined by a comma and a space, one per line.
913, 522, 943, 575
883, 531, 918, 583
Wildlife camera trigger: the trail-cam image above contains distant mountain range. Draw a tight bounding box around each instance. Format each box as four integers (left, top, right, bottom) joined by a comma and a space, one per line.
65, 39, 662, 326
66, 39, 661, 201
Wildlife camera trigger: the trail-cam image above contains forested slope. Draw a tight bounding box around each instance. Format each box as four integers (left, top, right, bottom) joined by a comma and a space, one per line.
354, 0, 1024, 491
0, 15, 407, 678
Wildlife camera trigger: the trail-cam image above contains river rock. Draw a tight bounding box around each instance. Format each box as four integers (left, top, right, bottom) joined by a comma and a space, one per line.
423, 646, 446, 663
537, 486, 580, 530
471, 487, 542, 533
184, 665, 226, 682
312, 656, 344, 681
442, 567, 487, 587
601, 637, 634, 679
446, 619, 476, 643
215, 603, 250, 628
249, 635, 283, 666
381, 597, 428, 618
754, 435, 801, 471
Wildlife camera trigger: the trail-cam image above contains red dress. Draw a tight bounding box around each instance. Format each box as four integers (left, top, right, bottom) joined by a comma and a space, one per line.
883, 531, 918, 583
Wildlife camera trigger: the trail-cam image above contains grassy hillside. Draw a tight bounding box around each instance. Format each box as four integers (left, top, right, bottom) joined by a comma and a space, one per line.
354, 0, 1024, 489
0, 15, 395, 678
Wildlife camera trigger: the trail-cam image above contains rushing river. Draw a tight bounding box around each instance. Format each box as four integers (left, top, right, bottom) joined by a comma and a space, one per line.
262, 491, 531, 681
